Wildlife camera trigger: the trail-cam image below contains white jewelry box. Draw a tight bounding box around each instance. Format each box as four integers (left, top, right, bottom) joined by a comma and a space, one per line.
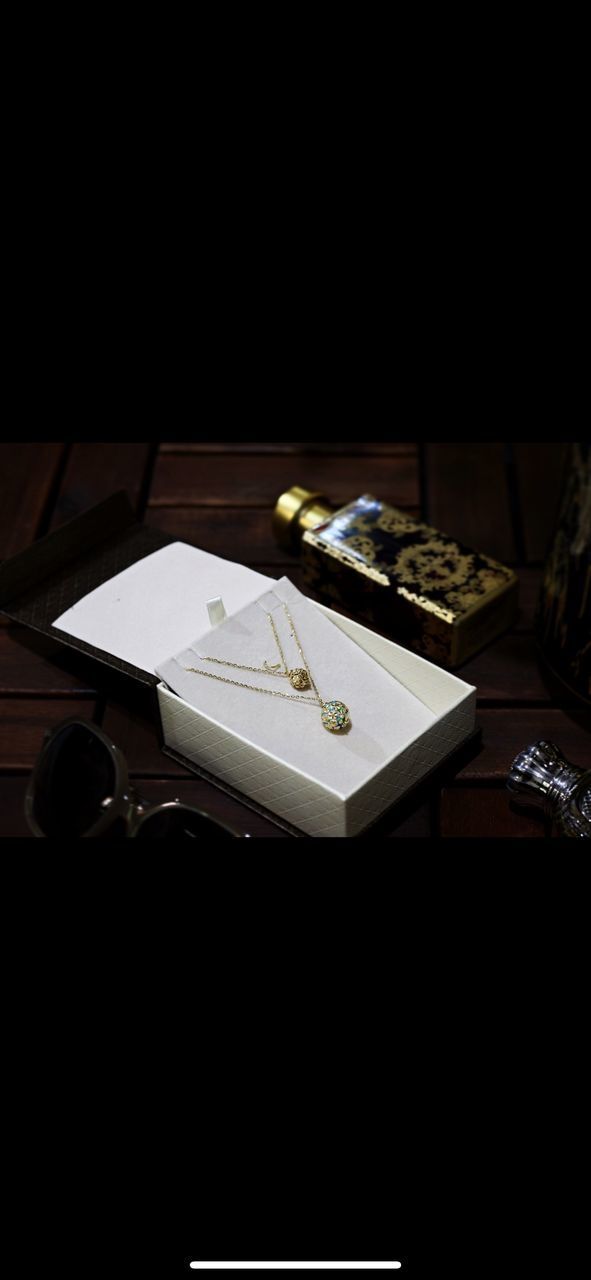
0, 493, 477, 837
158, 609, 476, 837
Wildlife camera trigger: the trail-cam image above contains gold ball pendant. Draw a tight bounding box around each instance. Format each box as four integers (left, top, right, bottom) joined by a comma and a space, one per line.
289, 668, 309, 690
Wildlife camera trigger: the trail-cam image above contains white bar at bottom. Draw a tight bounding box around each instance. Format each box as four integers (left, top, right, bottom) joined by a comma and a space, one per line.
189, 1266, 401, 1271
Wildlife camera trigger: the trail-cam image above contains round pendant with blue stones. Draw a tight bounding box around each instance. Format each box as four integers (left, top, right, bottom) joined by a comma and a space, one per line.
321, 699, 350, 732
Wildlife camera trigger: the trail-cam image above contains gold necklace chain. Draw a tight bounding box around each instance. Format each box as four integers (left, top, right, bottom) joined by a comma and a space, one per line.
192, 604, 312, 689
195, 653, 286, 676
185, 601, 351, 732
273, 604, 322, 702
186, 605, 320, 704
267, 606, 350, 731
266, 609, 289, 674
183, 668, 320, 704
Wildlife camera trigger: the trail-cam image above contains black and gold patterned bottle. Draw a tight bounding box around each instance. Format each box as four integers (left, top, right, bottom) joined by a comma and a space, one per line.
273, 486, 518, 668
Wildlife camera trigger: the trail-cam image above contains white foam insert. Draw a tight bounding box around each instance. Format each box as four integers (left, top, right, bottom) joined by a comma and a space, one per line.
156, 575, 436, 799
51, 542, 276, 675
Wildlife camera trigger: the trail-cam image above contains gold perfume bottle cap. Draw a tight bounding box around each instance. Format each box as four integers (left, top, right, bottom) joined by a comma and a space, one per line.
272, 485, 334, 551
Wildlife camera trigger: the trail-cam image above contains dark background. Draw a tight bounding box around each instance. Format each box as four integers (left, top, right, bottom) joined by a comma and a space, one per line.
1, 439, 588, 838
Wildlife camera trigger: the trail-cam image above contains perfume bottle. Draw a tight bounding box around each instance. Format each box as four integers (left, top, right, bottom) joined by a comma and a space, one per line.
272, 486, 518, 668
507, 740, 591, 838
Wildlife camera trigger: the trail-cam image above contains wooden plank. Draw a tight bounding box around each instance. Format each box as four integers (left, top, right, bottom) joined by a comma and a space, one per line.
132, 778, 289, 838
149, 452, 420, 508
440, 786, 547, 837
456, 709, 591, 782
459, 633, 553, 704
145, 508, 308, 565
159, 441, 418, 455
0, 776, 33, 836
101, 700, 188, 776
146, 505, 421, 565
0, 773, 547, 839
0, 771, 288, 837
0, 442, 65, 559
424, 443, 516, 563
513, 567, 542, 632
514, 443, 569, 563
0, 627, 98, 696
49, 442, 153, 529
248, 563, 306, 592
0, 698, 97, 769
385, 802, 433, 837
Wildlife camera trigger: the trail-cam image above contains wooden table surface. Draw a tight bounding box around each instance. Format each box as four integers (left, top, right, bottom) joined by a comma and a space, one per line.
1, 440, 589, 838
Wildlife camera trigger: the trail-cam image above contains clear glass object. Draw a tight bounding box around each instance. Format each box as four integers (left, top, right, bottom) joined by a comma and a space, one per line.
507, 740, 591, 838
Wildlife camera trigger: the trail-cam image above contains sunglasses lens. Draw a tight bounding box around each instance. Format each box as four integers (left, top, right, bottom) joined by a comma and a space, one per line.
32, 723, 116, 836
133, 807, 238, 840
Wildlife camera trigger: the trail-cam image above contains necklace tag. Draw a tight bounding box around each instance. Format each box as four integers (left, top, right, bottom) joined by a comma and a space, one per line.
206, 596, 227, 627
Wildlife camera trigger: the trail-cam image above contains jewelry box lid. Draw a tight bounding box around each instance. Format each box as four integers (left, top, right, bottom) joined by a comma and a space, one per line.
0, 491, 275, 690
0, 492, 175, 687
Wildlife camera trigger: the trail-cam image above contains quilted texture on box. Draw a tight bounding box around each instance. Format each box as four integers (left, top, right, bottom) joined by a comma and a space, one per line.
158, 684, 477, 838
158, 686, 348, 836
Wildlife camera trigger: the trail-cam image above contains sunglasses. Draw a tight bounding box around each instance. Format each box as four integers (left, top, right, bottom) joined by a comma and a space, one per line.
25, 717, 246, 839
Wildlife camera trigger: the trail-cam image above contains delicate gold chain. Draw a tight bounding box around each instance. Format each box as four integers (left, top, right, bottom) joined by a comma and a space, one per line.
193, 605, 313, 684
184, 666, 320, 704
267, 610, 289, 674
194, 609, 297, 680
280, 603, 322, 701
186, 599, 323, 708
195, 653, 287, 677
